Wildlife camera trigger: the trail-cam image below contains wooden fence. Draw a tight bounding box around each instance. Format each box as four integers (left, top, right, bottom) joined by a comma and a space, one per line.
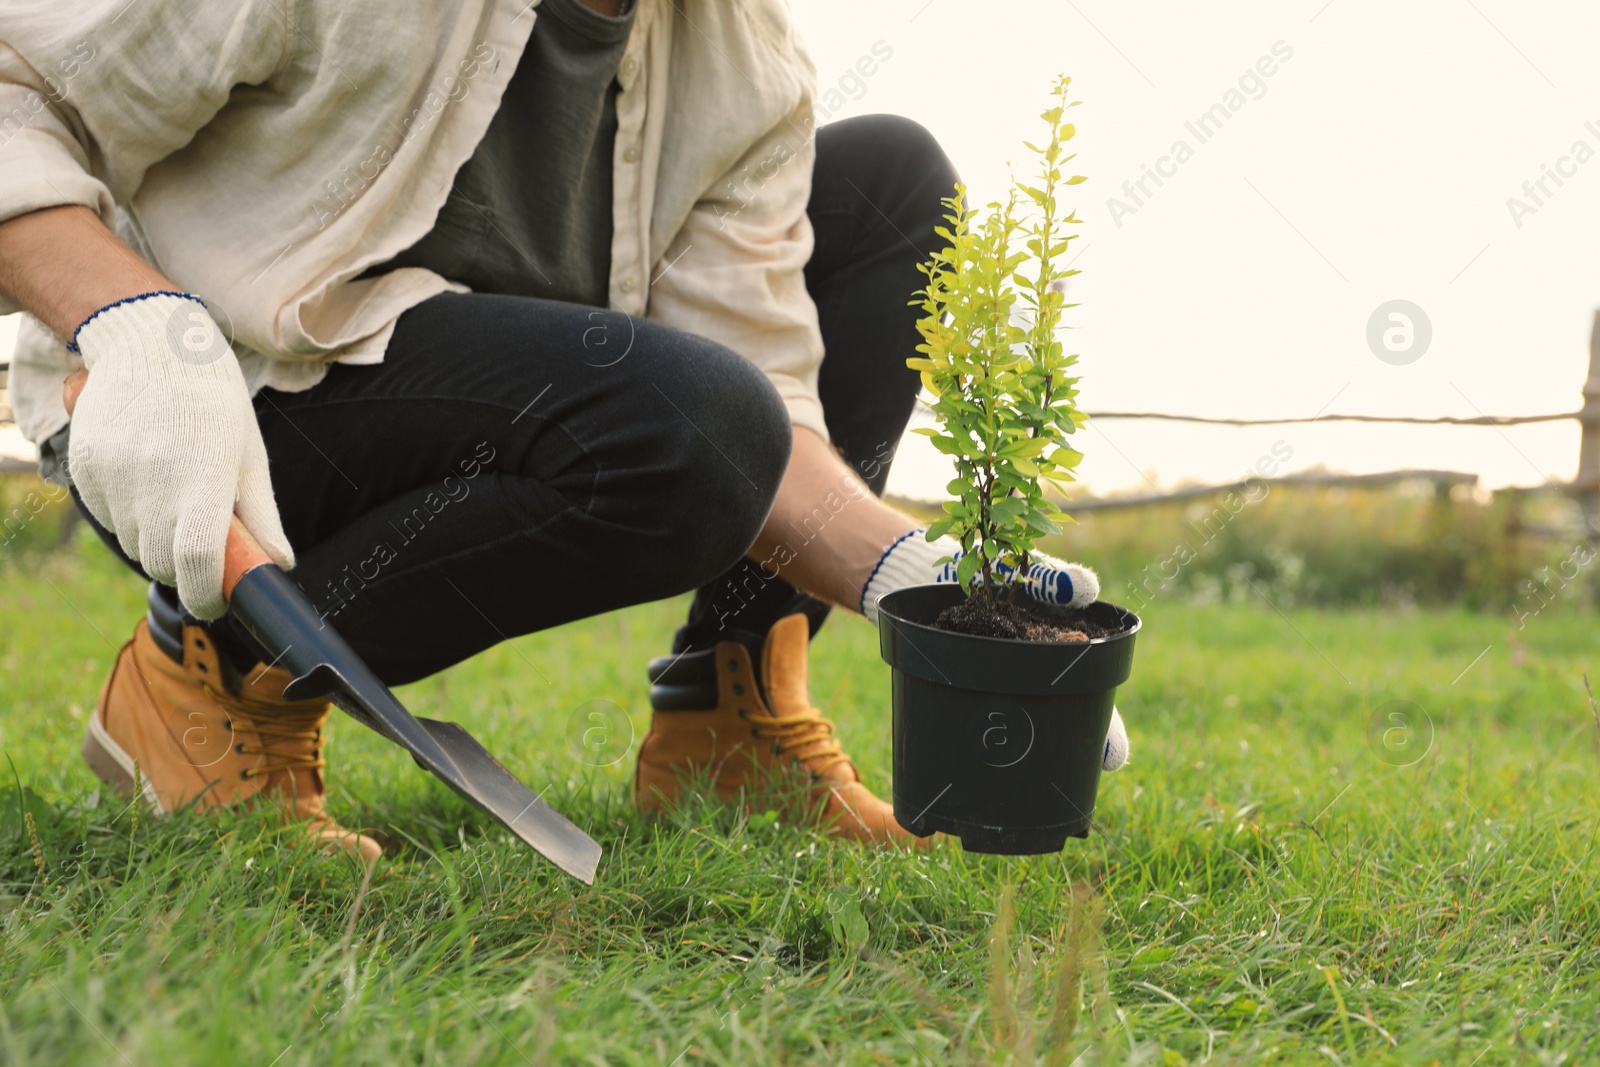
1032, 309, 1600, 522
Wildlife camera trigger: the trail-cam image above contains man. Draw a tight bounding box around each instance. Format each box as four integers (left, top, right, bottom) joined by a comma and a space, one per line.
0, 0, 1125, 861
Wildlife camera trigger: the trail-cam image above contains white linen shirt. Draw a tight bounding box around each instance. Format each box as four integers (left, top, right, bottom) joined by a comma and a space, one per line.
0, 0, 828, 446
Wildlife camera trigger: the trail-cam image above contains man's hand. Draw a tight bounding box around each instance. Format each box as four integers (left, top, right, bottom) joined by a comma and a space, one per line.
68, 293, 293, 618
0, 207, 293, 618
860, 530, 1100, 621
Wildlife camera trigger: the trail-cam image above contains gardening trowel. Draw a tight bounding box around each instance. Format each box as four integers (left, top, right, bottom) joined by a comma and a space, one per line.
62, 369, 602, 884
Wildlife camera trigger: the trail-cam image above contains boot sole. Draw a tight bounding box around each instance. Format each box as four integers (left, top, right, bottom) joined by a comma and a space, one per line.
82, 714, 166, 814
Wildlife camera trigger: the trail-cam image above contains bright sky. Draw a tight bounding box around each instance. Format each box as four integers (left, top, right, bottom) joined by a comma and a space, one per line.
791, 0, 1600, 500
8, 1, 1600, 501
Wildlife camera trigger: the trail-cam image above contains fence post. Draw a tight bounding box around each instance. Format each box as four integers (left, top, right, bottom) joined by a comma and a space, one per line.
1578, 311, 1600, 533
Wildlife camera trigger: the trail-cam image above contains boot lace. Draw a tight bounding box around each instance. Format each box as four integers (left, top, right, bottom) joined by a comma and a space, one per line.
743, 705, 853, 777
202, 683, 328, 779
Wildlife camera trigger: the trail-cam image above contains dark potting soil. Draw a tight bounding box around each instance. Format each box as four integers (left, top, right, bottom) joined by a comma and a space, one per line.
932, 586, 1123, 643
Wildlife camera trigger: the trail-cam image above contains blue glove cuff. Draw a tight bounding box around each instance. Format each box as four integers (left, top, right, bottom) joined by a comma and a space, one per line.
67, 290, 205, 354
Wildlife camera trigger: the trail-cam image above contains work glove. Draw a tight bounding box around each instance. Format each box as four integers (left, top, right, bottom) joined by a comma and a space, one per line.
932, 542, 1098, 609
67, 292, 294, 619
860, 530, 1100, 620
861, 529, 1129, 771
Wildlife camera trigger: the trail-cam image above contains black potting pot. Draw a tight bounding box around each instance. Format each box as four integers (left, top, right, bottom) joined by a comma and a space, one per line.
877, 585, 1141, 855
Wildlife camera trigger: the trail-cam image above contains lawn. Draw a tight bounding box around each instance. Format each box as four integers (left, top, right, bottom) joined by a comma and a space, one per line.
2, 540, 1598, 1065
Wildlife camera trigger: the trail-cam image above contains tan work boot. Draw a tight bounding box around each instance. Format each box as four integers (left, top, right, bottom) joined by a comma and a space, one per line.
83, 610, 381, 863
634, 614, 924, 847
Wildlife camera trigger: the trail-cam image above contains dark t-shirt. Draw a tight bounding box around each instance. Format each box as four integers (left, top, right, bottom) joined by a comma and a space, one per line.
369, 0, 636, 306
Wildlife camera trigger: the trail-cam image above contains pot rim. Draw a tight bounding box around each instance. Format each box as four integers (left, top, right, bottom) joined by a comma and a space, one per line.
877, 585, 1142, 648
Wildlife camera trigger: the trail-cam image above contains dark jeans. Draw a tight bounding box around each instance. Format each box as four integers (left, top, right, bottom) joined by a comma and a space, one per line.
62, 115, 958, 685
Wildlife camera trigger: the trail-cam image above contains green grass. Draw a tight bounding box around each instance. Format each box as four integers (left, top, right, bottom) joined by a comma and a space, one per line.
2, 540, 1599, 1065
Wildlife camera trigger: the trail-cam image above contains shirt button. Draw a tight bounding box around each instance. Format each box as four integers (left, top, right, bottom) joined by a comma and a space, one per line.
620, 56, 639, 80
623, 143, 640, 163
619, 276, 637, 293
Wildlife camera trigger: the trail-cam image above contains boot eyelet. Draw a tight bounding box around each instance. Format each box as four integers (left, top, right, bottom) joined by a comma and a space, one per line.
732, 683, 744, 695
197, 663, 208, 674
235, 743, 246, 754
239, 769, 253, 781
195, 637, 207, 650
727, 658, 738, 670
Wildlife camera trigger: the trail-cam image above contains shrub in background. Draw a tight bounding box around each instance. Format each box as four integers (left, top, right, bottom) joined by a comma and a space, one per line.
891, 480, 1597, 615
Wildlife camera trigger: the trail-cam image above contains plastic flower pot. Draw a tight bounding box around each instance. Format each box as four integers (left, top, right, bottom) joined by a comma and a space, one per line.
876, 584, 1141, 854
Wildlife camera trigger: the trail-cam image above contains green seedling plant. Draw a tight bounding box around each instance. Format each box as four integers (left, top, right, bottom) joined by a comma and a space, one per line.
910, 75, 1087, 599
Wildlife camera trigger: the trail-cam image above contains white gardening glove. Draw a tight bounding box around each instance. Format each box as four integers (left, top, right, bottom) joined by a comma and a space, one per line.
1102, 706, 1129, 772
860, 529, 1099, 620
861, 529, 1128, 771
68, 292, 294, 619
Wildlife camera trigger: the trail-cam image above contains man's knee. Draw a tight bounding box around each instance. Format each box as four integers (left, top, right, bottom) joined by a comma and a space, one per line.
817, 114, 960, 211
650, 343, 791, 580
836, 114, 951, 166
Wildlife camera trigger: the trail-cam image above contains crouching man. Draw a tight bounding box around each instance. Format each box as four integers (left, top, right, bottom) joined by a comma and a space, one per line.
0, 0, 1121, 861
